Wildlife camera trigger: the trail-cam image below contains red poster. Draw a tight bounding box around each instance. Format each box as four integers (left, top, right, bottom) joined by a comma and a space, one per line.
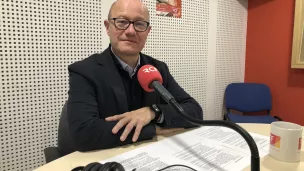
156, 0, 182, 18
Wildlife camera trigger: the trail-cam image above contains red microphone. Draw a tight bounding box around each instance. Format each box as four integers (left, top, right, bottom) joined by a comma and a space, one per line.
137, 65, 163, 92
137, 65, 174, 103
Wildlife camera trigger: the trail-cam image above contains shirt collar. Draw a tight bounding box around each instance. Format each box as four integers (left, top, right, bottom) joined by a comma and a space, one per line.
111, 47, 141, 78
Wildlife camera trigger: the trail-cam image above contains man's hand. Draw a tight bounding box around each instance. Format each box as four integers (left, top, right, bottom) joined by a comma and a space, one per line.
155, 125, 184, 135
105, 107, 155, 142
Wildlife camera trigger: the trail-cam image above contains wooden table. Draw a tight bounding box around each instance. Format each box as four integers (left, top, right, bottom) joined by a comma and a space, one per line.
34, 123, 304, 171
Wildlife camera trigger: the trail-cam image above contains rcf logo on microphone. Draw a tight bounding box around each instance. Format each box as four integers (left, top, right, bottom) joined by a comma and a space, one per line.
143, 66, 158, 73
270, 133, 281, 149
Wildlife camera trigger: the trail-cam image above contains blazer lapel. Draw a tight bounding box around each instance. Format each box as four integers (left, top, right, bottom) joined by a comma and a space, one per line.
96, 47, 161, 112
96, 47, 128, 113
109, 81, 129, 113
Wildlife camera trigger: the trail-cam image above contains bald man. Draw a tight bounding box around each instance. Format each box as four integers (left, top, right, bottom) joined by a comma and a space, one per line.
63, 0, 203, 154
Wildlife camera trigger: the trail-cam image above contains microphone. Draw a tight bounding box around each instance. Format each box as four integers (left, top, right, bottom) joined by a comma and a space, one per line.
137, 65, 174, 103
137, 65, 260, 171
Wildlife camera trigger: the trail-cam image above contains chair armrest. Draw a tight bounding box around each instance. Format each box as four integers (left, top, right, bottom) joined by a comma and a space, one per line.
224, 113, 230, 121
273, 116, 283, 121
44, 146, 61, 163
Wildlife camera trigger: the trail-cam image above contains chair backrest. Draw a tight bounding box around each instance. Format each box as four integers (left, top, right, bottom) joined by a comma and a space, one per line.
225, 83, 272, 112
57, 102, 76, 156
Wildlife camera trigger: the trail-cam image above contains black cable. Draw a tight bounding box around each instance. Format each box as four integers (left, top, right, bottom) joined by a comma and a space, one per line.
168, 99, 260, 171
156, 164, 197, 171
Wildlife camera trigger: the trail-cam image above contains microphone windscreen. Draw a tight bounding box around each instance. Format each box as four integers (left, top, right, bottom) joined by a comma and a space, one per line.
137, 65, 163, 92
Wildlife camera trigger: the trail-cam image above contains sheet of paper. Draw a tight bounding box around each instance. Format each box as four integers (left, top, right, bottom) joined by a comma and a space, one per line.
100, 126, 270, 171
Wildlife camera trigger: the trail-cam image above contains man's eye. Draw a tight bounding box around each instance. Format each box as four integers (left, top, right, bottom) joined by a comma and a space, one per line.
117, 20, 128, 24
135, 22, 145, 27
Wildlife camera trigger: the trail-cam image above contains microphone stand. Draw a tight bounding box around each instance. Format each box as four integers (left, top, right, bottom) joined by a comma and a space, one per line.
150, 81, 260, 171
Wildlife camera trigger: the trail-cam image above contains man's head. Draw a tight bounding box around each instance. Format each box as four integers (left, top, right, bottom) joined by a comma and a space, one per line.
104, 0, 151, 57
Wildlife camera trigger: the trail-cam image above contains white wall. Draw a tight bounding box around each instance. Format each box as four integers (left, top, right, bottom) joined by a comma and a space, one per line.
0, 0, 247, 170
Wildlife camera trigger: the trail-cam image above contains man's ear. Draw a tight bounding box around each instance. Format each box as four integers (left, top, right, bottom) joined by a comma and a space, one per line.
104, 20, 110, 35
147, 26, 152, 34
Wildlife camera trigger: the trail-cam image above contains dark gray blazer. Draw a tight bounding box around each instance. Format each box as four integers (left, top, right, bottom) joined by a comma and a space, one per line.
58, 46, 203, 155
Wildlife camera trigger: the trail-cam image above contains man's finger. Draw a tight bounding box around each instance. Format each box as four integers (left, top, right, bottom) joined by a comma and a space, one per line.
120, 121, 136, 141
132, 123, 143, 142
105, 114, 124, 121
112, 118, 129, 134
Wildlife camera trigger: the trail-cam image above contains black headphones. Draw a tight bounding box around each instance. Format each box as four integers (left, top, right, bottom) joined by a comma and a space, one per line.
71, 161, 198, 171
71, 162, 125, 171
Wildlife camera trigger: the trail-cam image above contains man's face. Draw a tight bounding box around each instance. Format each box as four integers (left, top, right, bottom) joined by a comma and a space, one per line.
104, 1, 151, 56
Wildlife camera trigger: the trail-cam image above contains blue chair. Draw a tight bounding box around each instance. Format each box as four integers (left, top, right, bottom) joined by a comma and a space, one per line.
224, 83, 282, 123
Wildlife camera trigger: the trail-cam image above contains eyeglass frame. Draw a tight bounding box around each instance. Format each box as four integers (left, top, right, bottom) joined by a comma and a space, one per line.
109, 18, 150, 32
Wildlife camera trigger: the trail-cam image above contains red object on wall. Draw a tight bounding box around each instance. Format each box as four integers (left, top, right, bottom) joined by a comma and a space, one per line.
245, 0, 304, 126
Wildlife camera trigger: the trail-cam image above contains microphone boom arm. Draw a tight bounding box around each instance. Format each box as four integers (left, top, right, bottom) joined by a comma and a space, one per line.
150, 81, 260, 171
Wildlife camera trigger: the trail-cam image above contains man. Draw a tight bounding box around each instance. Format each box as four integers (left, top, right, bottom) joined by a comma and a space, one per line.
65, 0, 203, 154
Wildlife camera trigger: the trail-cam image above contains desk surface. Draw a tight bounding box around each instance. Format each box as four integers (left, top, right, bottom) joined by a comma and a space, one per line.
34, 123, 304, 171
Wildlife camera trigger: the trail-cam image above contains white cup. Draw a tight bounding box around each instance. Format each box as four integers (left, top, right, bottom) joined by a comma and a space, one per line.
269, 121, 302, 162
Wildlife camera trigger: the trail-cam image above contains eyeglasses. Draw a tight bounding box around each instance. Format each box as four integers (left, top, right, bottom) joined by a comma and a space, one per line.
110, 18, 150, 32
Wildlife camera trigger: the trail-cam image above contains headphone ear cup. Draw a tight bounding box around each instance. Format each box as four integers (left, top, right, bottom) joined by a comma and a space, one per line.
90, 163, 104, 171
108, 162, 125, 171
79, 161, 125, 171
98, 162, 112, 171
71, 166, 85, 171
82, 162, 101, 171
98, 162, 125, 171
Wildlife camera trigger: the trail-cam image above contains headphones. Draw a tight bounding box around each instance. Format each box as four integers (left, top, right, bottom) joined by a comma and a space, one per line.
71, 162, 125, 171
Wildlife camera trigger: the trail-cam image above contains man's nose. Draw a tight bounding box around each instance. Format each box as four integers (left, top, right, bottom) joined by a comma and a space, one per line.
125, 23, 136, 36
